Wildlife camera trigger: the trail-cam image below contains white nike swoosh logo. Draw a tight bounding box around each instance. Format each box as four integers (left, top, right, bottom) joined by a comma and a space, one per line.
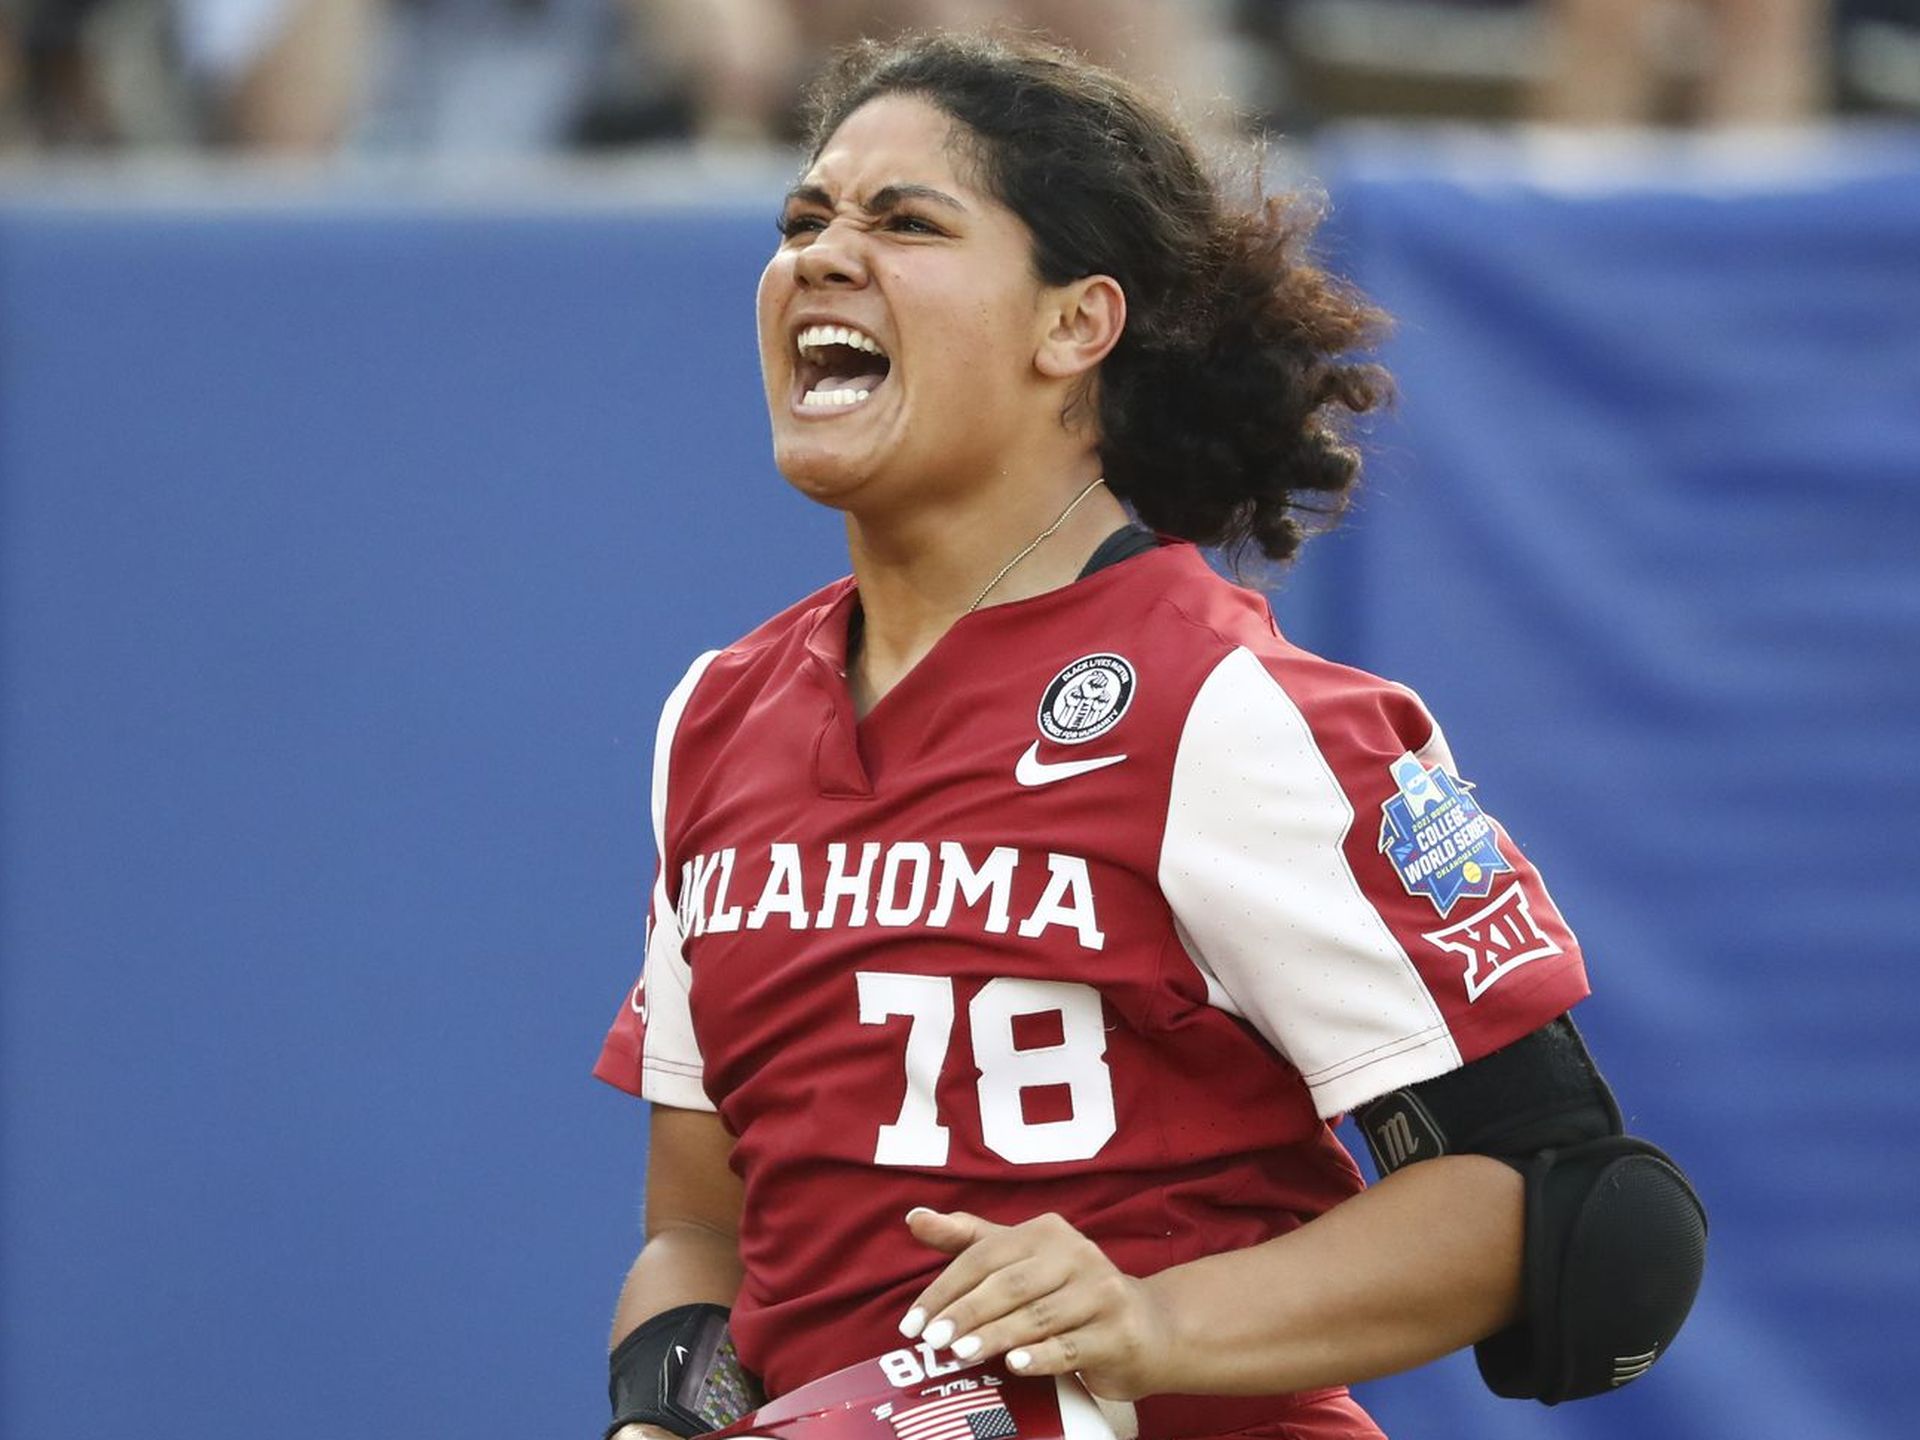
1015, 742, 1127, 787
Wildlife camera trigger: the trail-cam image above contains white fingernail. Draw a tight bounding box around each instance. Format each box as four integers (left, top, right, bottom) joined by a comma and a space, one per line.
923, 1318, 955, 1349
1008, 1350, 1032, 1371
905, 1206, 937, 1223
952, 1334, 982, 1360
899, 1307, 926, 1339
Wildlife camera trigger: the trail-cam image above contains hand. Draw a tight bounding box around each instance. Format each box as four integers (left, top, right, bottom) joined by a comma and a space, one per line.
897, 1209, 1173, 1402
608, 1425, 682, 1440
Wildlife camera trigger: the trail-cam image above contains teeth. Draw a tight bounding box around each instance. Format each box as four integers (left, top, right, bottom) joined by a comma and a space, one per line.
796, 324, 886, 359
802, 387, 872, 408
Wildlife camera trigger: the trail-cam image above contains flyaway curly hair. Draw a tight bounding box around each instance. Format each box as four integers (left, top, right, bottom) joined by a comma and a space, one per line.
801, 32, 1392, 565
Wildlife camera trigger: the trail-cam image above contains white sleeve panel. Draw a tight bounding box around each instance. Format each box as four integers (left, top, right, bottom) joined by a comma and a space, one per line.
635, 650, 721, 1111
1159, 648, 1462, 1117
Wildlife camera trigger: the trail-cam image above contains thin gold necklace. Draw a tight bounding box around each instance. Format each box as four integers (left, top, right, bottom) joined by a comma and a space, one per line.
967, 476, 1108, 613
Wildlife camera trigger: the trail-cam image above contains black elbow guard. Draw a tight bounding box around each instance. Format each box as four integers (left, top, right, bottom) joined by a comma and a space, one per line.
1475, 1135, 1708, 1404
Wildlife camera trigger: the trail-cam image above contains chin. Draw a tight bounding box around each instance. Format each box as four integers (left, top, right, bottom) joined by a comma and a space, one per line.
772, 441, 878, 510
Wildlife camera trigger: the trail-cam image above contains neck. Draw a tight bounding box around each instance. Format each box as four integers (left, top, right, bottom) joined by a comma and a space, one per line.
844, 463, 1127, 714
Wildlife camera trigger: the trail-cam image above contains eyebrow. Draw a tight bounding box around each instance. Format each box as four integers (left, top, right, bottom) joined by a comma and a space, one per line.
783, 182, 970, 215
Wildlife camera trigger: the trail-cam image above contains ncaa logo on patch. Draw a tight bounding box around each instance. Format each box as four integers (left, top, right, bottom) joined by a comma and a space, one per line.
1037, 653, 1135, 744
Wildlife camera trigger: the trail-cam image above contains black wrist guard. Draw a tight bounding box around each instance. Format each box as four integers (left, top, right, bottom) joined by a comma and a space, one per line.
607, 1302, 761, 1440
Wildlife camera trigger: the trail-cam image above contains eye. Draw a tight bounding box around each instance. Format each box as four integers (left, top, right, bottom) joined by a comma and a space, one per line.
777, 212, 827, 239
887, 214, 944, 236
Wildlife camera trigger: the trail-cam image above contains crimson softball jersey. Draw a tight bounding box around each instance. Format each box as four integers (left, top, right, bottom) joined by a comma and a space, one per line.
596, 541, 1589, 1438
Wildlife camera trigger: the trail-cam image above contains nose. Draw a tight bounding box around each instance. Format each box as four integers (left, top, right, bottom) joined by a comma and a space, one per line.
793, 219, 869, 290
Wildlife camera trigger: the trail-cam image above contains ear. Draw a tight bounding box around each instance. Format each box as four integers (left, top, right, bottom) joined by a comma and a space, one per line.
1034, 275, 1126, 380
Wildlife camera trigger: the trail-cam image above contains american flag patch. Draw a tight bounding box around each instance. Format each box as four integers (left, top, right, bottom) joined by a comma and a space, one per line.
965, 1406, 1019, 1440
886, 1390, 1017, 1440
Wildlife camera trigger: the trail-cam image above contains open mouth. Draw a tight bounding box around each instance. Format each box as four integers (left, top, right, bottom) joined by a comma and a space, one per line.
794, 324, 892, 410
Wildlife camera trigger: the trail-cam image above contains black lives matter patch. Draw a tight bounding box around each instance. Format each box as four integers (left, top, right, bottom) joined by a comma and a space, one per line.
1037, 653, 1135, 744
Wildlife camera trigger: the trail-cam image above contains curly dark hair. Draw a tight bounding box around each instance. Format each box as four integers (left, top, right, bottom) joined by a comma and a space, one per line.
801, 31, 1392, 565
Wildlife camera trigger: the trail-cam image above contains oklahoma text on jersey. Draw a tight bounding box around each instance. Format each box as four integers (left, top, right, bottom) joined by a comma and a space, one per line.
676, 842, 1105, 950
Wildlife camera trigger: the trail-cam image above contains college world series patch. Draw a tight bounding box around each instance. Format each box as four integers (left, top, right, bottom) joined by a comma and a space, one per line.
1378, 752, 1512, 915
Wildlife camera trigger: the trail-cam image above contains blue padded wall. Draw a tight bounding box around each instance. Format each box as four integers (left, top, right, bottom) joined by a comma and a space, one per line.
1309, 139, 1920, 1440
0, 196, 841, 1439
3, 138, 1916, 1440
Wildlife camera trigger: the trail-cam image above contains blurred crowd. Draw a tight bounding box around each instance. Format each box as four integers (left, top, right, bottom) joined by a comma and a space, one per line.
2, 0, 1916, 158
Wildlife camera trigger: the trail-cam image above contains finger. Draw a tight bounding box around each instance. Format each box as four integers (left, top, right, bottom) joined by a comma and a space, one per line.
933, 1256, 1079, 1359
910, 1212, 1097, 1350
943, 1272, 1105, 1364
1003, 1325, 1103, 1379
899, 1210, 1009, 1338
904, 1207, 991, 1256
